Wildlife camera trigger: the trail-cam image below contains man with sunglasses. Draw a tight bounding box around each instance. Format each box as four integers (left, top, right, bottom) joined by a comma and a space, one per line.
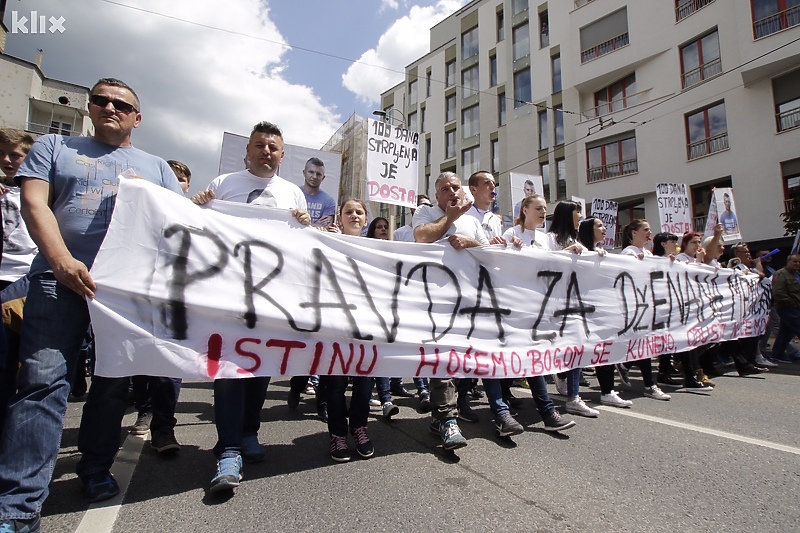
0, 78, 182, 533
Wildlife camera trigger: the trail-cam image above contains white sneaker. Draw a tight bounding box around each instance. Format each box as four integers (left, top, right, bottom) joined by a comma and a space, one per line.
755, 353, 778, 367
368, 397, 381, 407
565, 397, 599, 417
644, 385, 671, 401
554, 376, 568, 396
600, 390, 633, 408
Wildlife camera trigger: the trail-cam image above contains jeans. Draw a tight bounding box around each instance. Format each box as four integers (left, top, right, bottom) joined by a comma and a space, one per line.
289, 375, 327, 407
566, 368, 582, 397
321, 375, 371, 437
773, 306, 800, 360
0, 274, 87, 519
524, 376, 555, 418
76, 376, 130, 478
132, 375, 182, 433
212, 376, 271, 459
480, 379, 509, 415
374, 377, 392, 404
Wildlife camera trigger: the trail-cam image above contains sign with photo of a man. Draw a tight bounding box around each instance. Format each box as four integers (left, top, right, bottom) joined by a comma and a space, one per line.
712, 187, 741, 242
509, 173, 544, 219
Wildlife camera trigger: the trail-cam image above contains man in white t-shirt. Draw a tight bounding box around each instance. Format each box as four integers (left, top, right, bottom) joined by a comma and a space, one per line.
192, 121, 310, 494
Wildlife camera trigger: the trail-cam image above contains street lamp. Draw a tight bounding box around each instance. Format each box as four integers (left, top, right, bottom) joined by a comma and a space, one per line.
372, 109, 406, 127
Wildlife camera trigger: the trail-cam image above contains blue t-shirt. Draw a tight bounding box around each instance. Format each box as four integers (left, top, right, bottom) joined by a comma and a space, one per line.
16, 134, 182, 275
719, 210, 739, 234
304, 189, 336, 225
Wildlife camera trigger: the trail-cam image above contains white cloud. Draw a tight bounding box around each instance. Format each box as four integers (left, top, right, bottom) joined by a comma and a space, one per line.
5, 0, 342, 191
380, 0, 400, 12
342, 0, 468, 105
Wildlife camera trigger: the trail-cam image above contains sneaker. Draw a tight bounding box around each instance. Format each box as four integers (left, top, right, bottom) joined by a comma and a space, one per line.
565, 397, 599, 417
287, 388, 301, 410
772, 353, 795, 363
0, 516, 41, 533
390, 385, 414, 397
644, 385, 671, 401
82, 471, 120, 503
542, 410, 576, 432
554, 375, 568, 396
418, 391, 431, 413
457, 402, 479, 423
241, 435, 266, 463
209, 456, 243, 492
304, 383, 316, 395
439, 419, 468, 451
494, 411, 524, 437
656, 373, 682, 388
682, 379, 714, 392
150, 429, 181, 453
368, 397, 381, 407
131, 411, 152, 435
738, 365, 765, 377
317, 401, 328, 422
600, 390, 633, 408
696, 370, 716, 387
429, 419, 442, 436
467, 384, 484, 400
350, 426, 374, 459
754, 353, 778, 368
329, 434, 351, 462
616, 364, 631, 388
382, 401, 399, 419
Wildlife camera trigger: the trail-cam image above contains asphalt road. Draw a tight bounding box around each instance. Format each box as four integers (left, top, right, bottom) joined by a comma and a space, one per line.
40, 362, 800, 533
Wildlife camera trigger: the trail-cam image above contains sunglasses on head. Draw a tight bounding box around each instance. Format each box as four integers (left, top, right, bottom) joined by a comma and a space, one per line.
90, 94, 138, 114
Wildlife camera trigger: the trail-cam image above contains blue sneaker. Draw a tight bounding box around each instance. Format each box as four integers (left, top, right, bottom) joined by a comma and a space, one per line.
439, 419, 468, 451
0, 515, 41, 533
82, 472, 120, 503
241, 435, 266, 464
209, 456, 243, 493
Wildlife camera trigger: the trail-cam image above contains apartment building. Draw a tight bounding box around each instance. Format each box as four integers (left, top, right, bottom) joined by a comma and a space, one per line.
379, 0, 800, 245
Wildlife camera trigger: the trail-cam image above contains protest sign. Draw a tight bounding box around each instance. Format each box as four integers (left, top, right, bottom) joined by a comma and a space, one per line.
89, 181, 769, 380
510, 173, 544, 218
713, 188, 741, 242
571, 196, 586, 220
656, 183, 692, 235
365, 118, 419, 208
591, 198, 618, 248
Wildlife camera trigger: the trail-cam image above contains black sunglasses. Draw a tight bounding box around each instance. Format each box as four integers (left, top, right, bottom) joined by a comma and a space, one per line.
90, 94, 138, 114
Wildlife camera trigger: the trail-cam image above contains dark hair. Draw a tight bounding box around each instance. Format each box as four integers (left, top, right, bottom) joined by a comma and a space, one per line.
306, 156, 324, 168
416, 194, 430, 206
468, 171, 493, 188
621, 219, 648, 248
251, 121, 283, 139
366, 217, 389, 239
680, 231, 702, 253
548, 200, 580, 248
91, 78, 140, 111
167, 160, 191, 179
515, 194, 546, 228
652, 232, 678, 257
578, 217, 599, 251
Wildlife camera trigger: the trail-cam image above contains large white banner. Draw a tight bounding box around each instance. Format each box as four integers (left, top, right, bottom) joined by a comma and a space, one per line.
656, 183, 692, 236
89, 181, 769, 380
366, 118, 419, 208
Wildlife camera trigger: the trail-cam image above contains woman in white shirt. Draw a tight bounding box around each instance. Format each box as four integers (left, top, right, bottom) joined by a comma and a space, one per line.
502, 194, 548, 248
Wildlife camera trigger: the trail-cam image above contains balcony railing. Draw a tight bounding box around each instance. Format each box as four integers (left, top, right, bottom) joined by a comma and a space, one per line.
581, 32, 629, 63
26, 122, 82, 136
682, 57, 722, 88
785, 198, 796, 214
574, 0, 596, 8
754, 5, 800, 39
587, 158, 638, 183
676, 0, 714, 22
585, 88, 650, 118
777, 106, 800, 132
693, 216, 707, 233
687, 132, 728, 160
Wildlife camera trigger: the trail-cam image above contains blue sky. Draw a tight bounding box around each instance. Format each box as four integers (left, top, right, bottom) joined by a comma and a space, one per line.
3, 0, 468, 190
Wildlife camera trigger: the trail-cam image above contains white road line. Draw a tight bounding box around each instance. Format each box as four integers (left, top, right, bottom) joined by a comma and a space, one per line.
74, 432, 146, 533
596, 405, 800, 456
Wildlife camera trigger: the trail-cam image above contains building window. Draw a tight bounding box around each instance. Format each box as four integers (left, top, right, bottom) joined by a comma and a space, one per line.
587, 135, 638, 182
462, 146, 480, 177
539, 10, 549, 48
593, 73, 637, 117
49, 121, 72, 135
491, 139, 500, 173
681, 30, 721, 89
490, 55, 498, 86
551, 55, 561, 93
512, 0, 528, 16
408, 111, 418, 132
556, 158, 566, 199
446, 60, 456, 87
462, 27, 479, 61
782, 157, 800, 213
462, 105, 480, 139
513, 23, 530, 61
498, 93, 507, 126
752, 0, 800, 39
773, 69, 800, 132
421, 107, 426, 131
426, 70, 432, 97
554, 106, 564, 145
462, 65, 480, 98
446, 94, 457, 122
425, 138, 432, 166
538, 109, 548, 149
513, 69, 531, 108
541, 162, 551, 201
445, 130, 456, 159
497, 10, 505, 42
686, 101, 728, 160
676, 0, 715, 21
580, 8, 629, 63
408, 79, 418, 106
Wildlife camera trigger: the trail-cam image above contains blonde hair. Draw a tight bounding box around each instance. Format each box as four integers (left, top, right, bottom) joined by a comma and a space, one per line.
516, 194, 546, 229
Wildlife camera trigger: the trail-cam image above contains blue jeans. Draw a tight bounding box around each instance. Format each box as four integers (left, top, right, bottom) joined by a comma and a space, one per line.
212, 376, 271, 459
132, 375, 182, 433
566, 368, 582, 397
0, 274, 87, 519
773, 307, 800, 360
455, 378, 508, 415
321, 376, 371, 436
525, 376, 556, 418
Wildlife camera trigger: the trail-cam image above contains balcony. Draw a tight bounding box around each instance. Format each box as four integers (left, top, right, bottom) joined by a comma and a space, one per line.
777, 106, 800, 132
785, 198, 795, 214
682, 57, 722, 88
585, 88, 650, 118
581, 32, 629, 63
675, 0, 715, 22
693, 216, 707, 233
26, 122, 82, 137
687, 132, 728, 160
754, 5, 800, 39
587, 158, 638, 183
